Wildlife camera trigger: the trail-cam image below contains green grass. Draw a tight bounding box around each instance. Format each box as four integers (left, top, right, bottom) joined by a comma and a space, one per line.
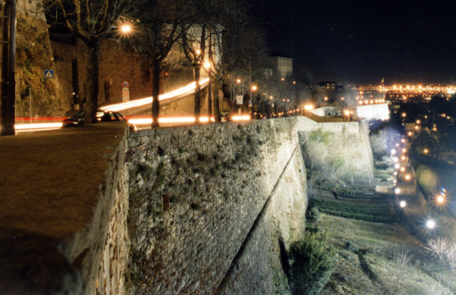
312, 199, 397, 223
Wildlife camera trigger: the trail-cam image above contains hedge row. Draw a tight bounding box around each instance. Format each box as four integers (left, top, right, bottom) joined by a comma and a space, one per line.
313, 199, 397, 223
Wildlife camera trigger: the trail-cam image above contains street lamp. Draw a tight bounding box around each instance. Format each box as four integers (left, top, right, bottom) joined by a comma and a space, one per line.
426, 219, 436, 230
120, 23, 132, 35
250, 85, 257, 118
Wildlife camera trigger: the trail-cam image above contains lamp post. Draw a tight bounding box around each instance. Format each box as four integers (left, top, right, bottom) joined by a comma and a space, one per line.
236, 78, 241, 115
1, 0, 17, 136
250, 84, 257, 118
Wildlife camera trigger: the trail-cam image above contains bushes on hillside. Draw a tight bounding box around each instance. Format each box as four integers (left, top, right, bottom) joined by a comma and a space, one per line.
312, 199, 397, 223
289, 230, 337, 295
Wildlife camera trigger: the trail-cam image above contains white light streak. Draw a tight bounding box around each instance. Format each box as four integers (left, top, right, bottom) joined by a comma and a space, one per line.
101, 78, 210, 112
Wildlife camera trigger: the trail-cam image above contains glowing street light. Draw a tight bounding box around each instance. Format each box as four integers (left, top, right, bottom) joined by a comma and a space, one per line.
426, 219, 436, 230
424, 148, 429, 154
405, 174, 411, 181
251, 85, 258, 91
236, 78, 241, 84
203, 61, 211, 70
400, 167, 406, 172
399, 200, 407, 208
394, 163, 400, 169
120, 23, 132, 35
437, 195, 445, 204
395, 188, 401, 194
391, 149, 397, 155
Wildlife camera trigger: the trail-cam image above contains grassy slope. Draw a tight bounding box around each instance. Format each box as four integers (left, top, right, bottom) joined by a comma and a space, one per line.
316, 214, 456, 295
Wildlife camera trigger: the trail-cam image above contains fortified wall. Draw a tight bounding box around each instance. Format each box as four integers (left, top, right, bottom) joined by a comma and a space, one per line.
126, 118, 307, 294
2, 116, 379, 294
6, 118, 307, 294
13, 0, 64, 117
297, 116, 374, 184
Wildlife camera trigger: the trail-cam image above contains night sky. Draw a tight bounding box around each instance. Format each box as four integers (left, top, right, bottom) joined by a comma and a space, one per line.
248, 0, 456, 85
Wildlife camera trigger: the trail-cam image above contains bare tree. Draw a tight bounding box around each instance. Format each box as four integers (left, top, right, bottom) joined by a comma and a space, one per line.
124, 0, 197, 128
47, 0, 133, 124
222, 23, 270, 117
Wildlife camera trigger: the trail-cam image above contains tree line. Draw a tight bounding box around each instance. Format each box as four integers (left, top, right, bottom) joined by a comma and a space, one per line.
44, 0, 303, 126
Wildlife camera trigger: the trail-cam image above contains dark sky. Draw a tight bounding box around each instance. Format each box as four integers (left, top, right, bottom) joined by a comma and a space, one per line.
248, 0, 456, 85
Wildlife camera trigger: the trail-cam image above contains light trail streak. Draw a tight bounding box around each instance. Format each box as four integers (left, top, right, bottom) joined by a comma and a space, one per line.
128, 116, 218, 125
14, 122, 63, 133
101, 78, 210, 112
232, 115, 251, 121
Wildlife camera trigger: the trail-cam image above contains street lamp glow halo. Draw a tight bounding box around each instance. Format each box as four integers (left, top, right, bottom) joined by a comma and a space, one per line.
426, 219, 436, 230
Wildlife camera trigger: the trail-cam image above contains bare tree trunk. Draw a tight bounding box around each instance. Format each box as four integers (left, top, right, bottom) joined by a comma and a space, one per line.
84, 38, 100, 125
214, 79, 222, 122
152, 62, 160, 128
194, 65, 201, 121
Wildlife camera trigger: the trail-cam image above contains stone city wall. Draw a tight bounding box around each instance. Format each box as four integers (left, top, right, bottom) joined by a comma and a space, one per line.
14, 7, 65, 117
61, 128, 131, 295
126, 118, 307, 294
297, 116, 374, 183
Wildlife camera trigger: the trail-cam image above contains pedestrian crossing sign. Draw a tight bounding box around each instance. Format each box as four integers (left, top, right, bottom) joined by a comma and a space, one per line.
44, 70, 54, 79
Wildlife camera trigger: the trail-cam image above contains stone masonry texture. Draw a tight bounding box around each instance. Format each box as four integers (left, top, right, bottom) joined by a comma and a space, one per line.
126, 118, 307, 294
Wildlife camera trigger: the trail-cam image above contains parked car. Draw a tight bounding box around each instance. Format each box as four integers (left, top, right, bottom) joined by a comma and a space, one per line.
220, 112, 232, 122
62, 110, 137, 131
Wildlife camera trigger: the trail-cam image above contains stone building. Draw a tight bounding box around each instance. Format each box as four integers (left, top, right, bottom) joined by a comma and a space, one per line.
9, 0, 221, 118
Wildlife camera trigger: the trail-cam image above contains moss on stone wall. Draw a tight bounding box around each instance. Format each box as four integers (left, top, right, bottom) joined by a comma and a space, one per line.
14, 13, 63, 117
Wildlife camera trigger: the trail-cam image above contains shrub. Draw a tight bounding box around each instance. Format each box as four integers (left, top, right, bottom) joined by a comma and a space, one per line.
306, 206, 321, 224
289, 230, 337, 295
426, 237, 456, 270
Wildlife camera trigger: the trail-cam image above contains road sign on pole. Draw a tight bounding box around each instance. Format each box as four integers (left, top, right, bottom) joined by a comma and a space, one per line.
236, 95, 243, 105
44, 70, 54, 79
122, 81, 129, 88
122, 88, 130, 102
